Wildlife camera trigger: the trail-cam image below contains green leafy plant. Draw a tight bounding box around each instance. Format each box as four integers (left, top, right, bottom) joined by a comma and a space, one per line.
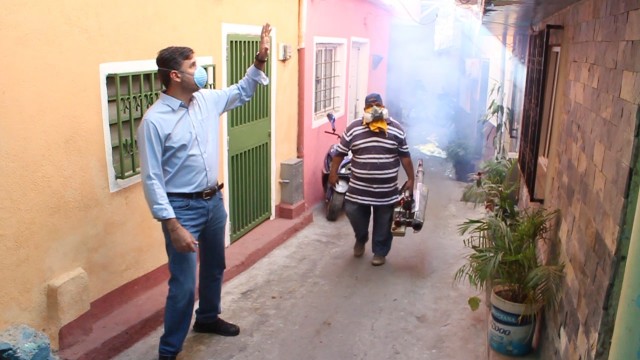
454, 206, 564, 311
461, 158, 519, 221
444, 138, 475, 182
481, 83, 514, 159
444, 138, 470, 164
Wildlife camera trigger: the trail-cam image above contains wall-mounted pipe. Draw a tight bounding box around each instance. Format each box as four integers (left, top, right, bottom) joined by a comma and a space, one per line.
297, 0, 307, 159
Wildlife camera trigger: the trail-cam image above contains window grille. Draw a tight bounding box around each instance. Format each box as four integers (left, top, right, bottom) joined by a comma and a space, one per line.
518, 25, 562, 202
106, 65, 215, 180
314, 44, 341, 114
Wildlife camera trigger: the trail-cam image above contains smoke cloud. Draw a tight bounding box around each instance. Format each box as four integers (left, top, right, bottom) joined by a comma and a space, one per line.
384, 2, 524, 170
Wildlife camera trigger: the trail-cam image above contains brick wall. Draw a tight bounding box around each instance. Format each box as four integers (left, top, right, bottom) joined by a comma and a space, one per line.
533, 0, 640, 359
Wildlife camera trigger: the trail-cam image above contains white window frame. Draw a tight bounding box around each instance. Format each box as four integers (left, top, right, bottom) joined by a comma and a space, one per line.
312, 37, 347, 128
538, 46, 561, 169
348, 37, 370, 123
99, 56, 213, 192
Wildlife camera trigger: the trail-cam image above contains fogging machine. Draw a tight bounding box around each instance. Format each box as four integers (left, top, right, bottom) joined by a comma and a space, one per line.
392, 159, 429, 237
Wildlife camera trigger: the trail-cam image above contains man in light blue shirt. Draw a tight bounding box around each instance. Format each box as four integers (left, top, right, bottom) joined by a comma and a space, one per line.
137, 23, 271, 360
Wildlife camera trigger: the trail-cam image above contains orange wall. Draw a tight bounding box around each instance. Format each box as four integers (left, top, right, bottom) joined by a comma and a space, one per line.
0, 0, 298, 346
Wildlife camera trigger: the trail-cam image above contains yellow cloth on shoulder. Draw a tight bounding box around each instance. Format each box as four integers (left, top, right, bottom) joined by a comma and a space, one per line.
364, 118, 388, 134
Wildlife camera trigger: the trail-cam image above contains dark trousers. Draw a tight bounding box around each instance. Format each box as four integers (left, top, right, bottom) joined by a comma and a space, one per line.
344, 200, 395, 256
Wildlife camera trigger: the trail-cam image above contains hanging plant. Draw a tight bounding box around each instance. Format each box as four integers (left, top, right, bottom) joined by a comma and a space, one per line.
481, 83, 513, 159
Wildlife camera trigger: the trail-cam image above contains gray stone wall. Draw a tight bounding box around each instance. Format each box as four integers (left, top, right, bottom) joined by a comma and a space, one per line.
0, 325, 58, 360
534, 0, 640, 359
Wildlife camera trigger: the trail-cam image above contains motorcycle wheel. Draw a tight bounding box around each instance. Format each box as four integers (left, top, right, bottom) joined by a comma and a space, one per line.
326, 192, 345, 221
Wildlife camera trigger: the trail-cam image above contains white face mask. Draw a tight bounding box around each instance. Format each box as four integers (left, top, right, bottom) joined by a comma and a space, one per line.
363, 106, 389, 123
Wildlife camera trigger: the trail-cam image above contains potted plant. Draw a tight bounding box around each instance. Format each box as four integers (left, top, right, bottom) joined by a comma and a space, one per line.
444, 138, 475, 182
461, 157, 519, 219
454, 206, 564, 356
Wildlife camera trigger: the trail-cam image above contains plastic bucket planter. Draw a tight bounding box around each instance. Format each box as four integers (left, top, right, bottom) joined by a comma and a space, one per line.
488, 286, 537, 356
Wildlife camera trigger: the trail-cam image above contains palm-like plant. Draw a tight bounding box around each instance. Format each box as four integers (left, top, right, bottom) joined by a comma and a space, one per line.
444, 138, 475, 182
454, 207, 564, 311
461, 158, 519, 221
482, 83, 514, 159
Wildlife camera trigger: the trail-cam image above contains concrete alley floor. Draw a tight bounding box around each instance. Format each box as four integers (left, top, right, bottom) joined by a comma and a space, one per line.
115, 156, 523, 360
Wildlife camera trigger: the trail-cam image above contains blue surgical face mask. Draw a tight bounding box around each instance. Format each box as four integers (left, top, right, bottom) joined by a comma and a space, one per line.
192, 66, 208, 88
158, 66, 208, 88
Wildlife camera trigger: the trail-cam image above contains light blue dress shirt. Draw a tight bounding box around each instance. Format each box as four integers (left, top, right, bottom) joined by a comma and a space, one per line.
138, 65, 269, 220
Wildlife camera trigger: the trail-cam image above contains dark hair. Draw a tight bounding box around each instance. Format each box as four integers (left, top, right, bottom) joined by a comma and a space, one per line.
156, 46, 194, 89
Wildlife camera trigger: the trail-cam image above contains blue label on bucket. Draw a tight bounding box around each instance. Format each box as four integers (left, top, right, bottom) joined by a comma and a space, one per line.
491, 305, 534, 326
488, 317, 534, 356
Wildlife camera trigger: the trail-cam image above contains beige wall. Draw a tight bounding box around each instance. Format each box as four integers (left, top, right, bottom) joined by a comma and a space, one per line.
0, 0, 299, 346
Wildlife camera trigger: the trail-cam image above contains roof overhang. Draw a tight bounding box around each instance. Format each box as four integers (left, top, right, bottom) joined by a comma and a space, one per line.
481, 0, 582, 38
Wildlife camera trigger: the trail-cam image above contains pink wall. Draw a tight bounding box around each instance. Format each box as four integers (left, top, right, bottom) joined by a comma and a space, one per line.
301, 0, 391, 206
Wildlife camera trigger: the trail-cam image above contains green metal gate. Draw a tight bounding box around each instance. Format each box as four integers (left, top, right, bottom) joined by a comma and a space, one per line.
227, 34, 271, 242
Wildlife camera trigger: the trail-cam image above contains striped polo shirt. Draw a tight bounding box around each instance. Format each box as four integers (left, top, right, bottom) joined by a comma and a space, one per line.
335, 118, 411, 205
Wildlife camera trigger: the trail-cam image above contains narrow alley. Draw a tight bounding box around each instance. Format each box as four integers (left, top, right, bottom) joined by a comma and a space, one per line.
115, 156, 500, 360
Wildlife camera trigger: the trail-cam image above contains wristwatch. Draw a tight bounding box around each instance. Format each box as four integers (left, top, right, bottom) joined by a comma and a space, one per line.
255, 52, 268, 63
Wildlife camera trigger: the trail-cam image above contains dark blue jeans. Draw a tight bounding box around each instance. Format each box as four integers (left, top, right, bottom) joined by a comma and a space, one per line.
159, 191, 227, 356
344, 200, 395, 256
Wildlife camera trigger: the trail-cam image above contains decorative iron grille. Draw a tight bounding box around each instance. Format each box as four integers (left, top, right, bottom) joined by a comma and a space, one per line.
518, 25, 561, 202
106, 65, 215, 180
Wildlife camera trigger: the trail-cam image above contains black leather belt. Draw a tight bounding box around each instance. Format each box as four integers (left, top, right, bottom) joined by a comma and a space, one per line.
167, 183, 224, 200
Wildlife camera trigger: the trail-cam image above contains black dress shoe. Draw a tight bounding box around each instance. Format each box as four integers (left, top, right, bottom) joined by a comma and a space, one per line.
158, 355, 176, 360
193, 317, 240, 336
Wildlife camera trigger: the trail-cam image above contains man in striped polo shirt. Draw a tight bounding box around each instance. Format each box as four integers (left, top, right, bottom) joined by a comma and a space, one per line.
328, 93, 415, 266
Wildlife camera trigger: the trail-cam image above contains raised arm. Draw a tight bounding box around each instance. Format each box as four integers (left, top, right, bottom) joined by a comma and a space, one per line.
253, 23, 271, 72
216, 23, 271, 114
